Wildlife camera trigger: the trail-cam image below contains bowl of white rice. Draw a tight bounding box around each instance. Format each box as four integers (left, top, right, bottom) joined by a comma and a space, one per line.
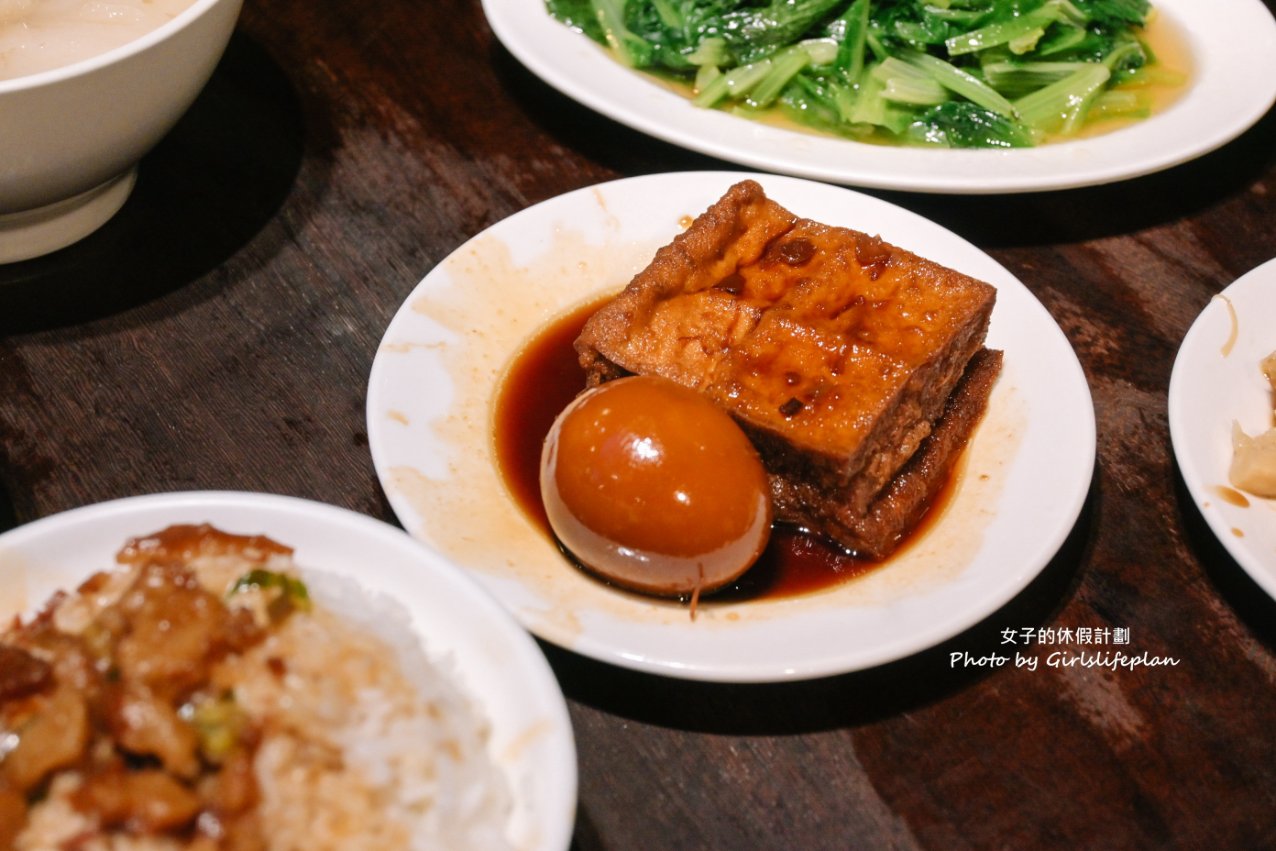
0, 491, 578, 850
0, 0, 241, 263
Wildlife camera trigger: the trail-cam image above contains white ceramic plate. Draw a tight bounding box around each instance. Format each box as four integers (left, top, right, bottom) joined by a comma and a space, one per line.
367, 171, 1095, 682
1169, 258, 1276, 599
0, 491, 577, 851
482, 0, 1276, 194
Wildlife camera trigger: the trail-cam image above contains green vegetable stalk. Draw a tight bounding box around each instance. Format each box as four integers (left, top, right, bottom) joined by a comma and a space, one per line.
546, 0, 1170, 148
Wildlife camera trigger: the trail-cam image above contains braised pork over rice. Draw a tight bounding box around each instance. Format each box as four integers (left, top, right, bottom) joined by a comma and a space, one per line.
0, 524, 512, 850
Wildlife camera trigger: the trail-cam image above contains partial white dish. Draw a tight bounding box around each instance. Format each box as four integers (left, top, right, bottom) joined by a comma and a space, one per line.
0, 0, 242, 262
1169, 258, 1276, 600
482, 0, 1276, 195
0, 491, 577, 851
367, 171, 1096, 682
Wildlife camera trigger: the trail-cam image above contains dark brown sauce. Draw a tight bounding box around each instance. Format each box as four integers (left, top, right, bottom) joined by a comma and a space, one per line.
493, 301, 606, 533
493, 301, 959, 602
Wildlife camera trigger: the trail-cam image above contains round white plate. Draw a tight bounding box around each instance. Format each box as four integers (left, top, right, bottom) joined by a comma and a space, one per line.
367, 171, 1096, 682
0, 491, 577, 851
482, 0, 1276, 194
1169, 258, 1276, 599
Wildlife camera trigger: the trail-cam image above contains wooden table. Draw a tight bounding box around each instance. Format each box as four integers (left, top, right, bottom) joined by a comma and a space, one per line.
3, 2, 1274, 847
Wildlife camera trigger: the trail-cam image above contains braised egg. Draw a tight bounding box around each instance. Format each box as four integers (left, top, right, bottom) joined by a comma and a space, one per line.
540, 375, 772, 596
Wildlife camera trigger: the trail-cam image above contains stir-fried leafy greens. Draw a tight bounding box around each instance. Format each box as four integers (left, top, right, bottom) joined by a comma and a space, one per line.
546, 0, 1173, 147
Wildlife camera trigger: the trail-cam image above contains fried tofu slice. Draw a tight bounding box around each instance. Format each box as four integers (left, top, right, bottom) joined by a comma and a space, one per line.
576, 179, 1000, 557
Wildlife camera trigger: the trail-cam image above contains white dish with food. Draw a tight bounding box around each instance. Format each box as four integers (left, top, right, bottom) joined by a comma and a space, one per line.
1169, 257, 1276, 600
482, 0, 1276, 194
0, 0, 241, 263
366, 171, 1096, 682
0, 491, 576, 851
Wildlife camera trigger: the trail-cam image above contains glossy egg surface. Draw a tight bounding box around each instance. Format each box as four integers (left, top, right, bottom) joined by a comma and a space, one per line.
540, 375, 772, 596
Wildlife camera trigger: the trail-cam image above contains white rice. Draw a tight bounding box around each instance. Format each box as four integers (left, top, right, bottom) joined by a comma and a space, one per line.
242, 568, 515, 851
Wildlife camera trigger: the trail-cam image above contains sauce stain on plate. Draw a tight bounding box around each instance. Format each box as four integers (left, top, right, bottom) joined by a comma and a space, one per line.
1215, 484, 1251, 508
1214, 294, 1239, 357
384, 221, 666, 638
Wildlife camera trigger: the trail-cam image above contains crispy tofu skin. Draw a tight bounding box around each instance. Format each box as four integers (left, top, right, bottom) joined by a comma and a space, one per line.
576, 180, 1001, 558
776, 348, 1003, 558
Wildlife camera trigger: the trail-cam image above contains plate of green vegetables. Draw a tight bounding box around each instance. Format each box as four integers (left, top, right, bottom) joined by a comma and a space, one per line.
484, 0, 1276, 193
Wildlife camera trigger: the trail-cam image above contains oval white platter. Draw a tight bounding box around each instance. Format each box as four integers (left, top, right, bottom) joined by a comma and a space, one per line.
482, 0, 1276, 194
0, 491, 577, 851
1169, 257, 1276, 600
367, 171, 1096, 682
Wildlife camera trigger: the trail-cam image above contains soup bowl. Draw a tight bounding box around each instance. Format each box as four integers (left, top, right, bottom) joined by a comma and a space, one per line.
0, 0, 243, 263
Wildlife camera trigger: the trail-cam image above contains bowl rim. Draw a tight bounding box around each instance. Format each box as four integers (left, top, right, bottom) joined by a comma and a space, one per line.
0, 0, 236, 94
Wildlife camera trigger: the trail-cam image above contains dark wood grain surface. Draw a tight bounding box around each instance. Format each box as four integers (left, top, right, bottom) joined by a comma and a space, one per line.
3, 1, 1275, 848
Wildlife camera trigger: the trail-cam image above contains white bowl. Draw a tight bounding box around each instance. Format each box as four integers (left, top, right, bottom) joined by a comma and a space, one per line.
0, 491, 578, 850
0, 0, 243, 263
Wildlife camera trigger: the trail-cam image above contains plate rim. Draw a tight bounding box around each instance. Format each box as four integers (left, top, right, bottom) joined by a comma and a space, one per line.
481, 0, 1276, 195
0, 489, 579, 851
366, 170, 1097, 682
